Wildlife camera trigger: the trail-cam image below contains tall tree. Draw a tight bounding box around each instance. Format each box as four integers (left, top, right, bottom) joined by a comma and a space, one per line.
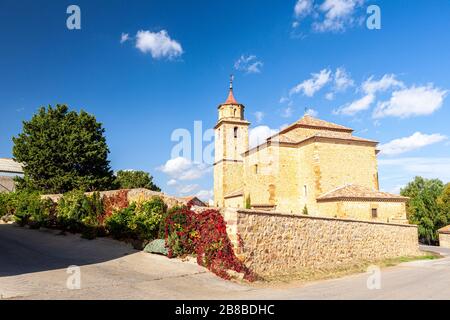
401, 176, 447, 245
13, 105, 115, 194
438, 183, 450, 218
115, 170, 161, 191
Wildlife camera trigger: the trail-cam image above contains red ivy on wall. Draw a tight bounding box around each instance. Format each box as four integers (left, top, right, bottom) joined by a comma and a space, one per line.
164, 204, 256, 281
101, 190, 129, 222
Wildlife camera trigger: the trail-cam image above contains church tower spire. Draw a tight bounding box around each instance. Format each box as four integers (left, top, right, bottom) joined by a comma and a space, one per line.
224, 74, 238, 105
213, 77, 250, 207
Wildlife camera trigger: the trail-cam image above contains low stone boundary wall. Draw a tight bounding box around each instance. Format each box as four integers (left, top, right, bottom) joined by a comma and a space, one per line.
222, 208, 420, 278
42, 188, 204, 209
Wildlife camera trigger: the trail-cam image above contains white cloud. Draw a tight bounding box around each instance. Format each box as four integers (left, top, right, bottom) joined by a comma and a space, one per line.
294, 0, 314, 18
120, 33, 130, 44
379, 132, 447, 156
325, 92, 335, 100
249, 126, 279, 148
334, 67, 354, 91
305, 108, 319, 117
334, 93, 375, 115
167, 179, 177, 186
234, 55, 263, 74
158, 157, 211, 181
178, 184, 200, 195
335, 74, 404, 116
281, 106, 294, 118
254, 111, 265, 123
196, 189, 214, 201
373, 84, 447, 119
290, 69, 332, 97
362, 74, 404, 94
313, 0, 366, 32
135, 30, 183, 59
279, 97, 290, 104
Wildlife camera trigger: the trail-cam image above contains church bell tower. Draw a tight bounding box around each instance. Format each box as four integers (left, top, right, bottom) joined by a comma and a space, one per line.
213, 76, 250, 207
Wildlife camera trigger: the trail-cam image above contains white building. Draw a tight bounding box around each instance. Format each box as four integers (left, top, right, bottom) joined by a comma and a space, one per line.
0, 158, 24, 193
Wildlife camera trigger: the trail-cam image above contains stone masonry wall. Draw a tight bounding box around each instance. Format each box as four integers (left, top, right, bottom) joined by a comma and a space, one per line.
222, 208, 420, 278
439, 233, 450, 248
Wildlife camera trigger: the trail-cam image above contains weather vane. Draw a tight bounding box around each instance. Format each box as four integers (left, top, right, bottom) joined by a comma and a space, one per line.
230, 74, 234, 90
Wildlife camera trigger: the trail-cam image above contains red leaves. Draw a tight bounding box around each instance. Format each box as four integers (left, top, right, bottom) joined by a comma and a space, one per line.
164, 205, 256, 281
102, 190, 129, 221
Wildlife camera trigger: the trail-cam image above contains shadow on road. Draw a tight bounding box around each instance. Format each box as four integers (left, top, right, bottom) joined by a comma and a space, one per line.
0, 224, 137, 277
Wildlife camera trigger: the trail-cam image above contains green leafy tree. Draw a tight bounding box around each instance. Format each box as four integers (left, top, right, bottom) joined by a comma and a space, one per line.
13, 105, 115, 193
115, 170, 161, 191
401, 176, 447, 244
438, 183, 450, 219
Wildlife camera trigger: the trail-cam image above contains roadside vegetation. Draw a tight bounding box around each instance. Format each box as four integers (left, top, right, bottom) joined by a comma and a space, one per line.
0, 191, 254, 281
401, 177, 450, 245
1, 104, 250, 282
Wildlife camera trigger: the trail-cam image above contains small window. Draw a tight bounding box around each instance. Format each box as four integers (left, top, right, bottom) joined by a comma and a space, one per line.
304, 185, 308, 197
371, 208, 378, 218
254, 164, 258, 174
234, 127, 238, 138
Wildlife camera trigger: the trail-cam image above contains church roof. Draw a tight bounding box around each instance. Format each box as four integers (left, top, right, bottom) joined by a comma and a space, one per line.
317, 184, 409, 202
281, 115, 354, 133
270, 130, 377, 145
0, 158, 24, 174
245, 115, 377, 155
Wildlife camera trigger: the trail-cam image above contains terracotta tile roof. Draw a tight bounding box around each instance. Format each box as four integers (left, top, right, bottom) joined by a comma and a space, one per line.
0, 158, 24, 174
271, 130, 377, 145
312, 131, 377, 143
223, 89, 239, 105
270, 135, 297, 143
295, 115, 353, 132
438, 225, 450, 234
224, 189, 244, 199
317, 184, 409, 202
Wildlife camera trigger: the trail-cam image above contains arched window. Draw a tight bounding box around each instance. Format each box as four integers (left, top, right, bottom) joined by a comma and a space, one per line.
233, 109, 237, 117
234, 127, 238, 138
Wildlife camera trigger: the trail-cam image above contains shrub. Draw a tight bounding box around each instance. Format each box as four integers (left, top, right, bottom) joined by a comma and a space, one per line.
81, 192, 104, 239
164, 206, 192, 257
103, 190, 129, 218
158, 205, 185, 238
104, 205, 135, 239
0, 192, 15, 218
56, 190, 104, 234
12, 192, 50, 228
133, 196, 167, 241
302, 205, 309, 215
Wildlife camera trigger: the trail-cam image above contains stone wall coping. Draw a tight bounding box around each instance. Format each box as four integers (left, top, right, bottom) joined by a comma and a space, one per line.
234, 208, 418, 229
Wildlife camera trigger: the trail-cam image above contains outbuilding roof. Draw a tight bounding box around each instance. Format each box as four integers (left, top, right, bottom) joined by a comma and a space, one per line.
0, 158, 24, 174
317, 184, 409, 202
438, 225, 450, 234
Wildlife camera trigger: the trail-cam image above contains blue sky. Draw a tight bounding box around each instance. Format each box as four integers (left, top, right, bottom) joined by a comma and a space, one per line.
1, 0, 450, 201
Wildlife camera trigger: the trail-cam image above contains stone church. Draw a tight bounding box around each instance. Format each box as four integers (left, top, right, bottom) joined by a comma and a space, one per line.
213, 81, 409, 224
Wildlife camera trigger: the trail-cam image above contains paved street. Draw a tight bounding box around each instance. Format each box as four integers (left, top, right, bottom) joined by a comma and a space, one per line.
1, 223, 449, 300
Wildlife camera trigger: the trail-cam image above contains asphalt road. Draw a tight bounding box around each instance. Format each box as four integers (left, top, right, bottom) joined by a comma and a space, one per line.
1, 223, 449, 300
